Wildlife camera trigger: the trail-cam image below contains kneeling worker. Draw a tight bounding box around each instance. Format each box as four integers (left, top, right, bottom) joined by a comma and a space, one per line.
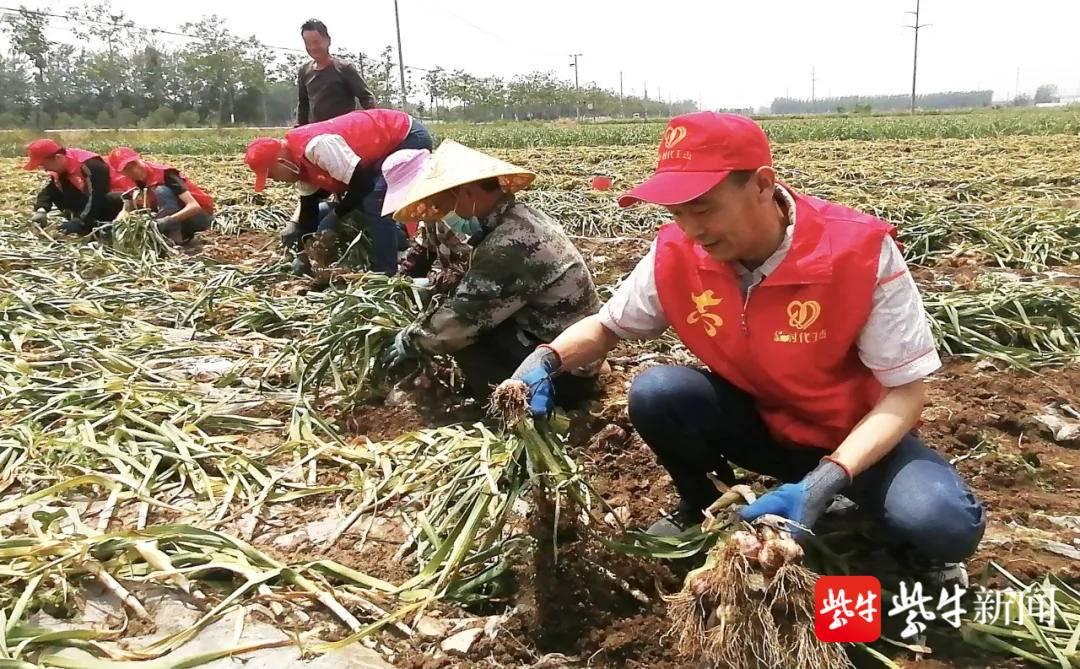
25, 139, 131, 235
500, 113, 986, 577
386, 140, 602, 406
243, 108, 432, 275
108, 147, 215, 244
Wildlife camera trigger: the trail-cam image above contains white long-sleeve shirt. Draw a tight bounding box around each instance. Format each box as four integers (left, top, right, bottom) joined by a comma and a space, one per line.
296, 134, 362, 196
598, 186, 941, 388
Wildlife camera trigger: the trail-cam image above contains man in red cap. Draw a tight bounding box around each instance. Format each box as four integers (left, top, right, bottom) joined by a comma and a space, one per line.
107, 147, 215, 245
25, 139, 131, 235
498, 112, 985, 578
243, 109, 431, 276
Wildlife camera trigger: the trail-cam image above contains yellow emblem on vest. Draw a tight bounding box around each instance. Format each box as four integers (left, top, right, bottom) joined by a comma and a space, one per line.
687, 290, 724, 337
787, 300, 821, 331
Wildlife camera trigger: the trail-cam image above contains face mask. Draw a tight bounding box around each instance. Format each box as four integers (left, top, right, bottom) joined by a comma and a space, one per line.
443, 212, 481, 237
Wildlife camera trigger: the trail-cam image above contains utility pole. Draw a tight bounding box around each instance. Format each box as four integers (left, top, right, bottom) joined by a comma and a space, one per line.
1015, 66, 1021, 103
569, 53, 582, 119
619, 70, 624, 117
394, 0, 408, 111
811, 66, 816, 108
905, 0, 929, 114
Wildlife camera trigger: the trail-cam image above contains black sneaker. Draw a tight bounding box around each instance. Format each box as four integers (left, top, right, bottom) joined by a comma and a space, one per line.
645, 501, 704, 537
59, 219, 90, 235
291, 255, 313, 277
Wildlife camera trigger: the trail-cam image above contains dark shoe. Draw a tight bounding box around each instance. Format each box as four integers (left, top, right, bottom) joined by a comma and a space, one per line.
156, 219, 186, 245
93, 223, 114, 243
59, 219, 90, 235
291, 255, 313, 277
645, 501, 704, 537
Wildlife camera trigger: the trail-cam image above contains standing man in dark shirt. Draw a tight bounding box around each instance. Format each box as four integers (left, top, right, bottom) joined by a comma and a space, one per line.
297, 19, 377, 126
25, 139, 132, 235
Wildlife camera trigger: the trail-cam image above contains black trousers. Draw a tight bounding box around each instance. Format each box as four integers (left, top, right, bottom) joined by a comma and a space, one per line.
452, 319, 599, 408
43, 182, 124, 227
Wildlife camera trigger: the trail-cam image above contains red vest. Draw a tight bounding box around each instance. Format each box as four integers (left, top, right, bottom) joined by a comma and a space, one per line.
654, 189, 897, 450
50, 148, 135, 194
140, 162, 215, 214
284, 109, 412, 194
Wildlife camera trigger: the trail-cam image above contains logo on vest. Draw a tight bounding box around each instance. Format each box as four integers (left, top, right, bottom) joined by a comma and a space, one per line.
788, 300, 821, 330
776, 300, 826, 344
687, 290, 724, 337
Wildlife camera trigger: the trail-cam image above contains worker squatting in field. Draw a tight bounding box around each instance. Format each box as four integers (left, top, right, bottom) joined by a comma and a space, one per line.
25, 139, 132, 236
108, 147, 216, 245
383, 140, 604, 407
496, 112, 987, 582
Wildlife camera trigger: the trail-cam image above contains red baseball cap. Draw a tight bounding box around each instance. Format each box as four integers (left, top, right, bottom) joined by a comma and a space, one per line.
23, 138, 63, 171
108, 146, 142, 172
618, 112, 772, 208
244, 138, 284, 192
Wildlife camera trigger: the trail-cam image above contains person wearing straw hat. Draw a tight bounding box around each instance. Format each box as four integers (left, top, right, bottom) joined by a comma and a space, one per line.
381, 148, 472, 293
495, 112, 985, 579
107, 147, 215, 245
243, 108, 432, 275
24, 139, 132, 235
385, 140, 602, 405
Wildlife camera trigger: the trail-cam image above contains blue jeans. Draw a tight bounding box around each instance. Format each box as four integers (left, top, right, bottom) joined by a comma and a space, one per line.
153, 185, 212, 240
628, 365, 986, 563
316, 119, 434, 274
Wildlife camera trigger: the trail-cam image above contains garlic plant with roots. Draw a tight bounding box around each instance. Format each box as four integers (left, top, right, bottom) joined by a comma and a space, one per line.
667, 518, 850, 669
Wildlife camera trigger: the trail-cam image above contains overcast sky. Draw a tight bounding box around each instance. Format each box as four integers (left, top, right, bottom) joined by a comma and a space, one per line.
9, 0, 1080, 109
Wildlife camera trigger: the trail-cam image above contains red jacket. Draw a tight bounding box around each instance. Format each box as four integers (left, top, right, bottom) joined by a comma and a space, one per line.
50, 148, 134, 193
139, 162, 215, 214
284, 109, 412, 194
654, 189, 896, 450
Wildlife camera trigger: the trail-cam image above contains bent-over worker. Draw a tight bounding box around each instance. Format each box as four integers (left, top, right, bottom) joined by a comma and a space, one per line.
385, 140, 602, 406
25, 139, 132, 235
108, 147, 215, 245
243, 109, 432, 275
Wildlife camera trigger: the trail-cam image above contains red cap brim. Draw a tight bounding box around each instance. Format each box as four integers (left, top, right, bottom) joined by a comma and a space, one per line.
23, 157, 42, 171
253, 171, 268, 192
617, 170, 730, 208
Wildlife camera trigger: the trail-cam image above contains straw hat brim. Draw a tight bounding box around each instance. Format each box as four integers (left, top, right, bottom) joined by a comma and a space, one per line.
392, 140, 536, 222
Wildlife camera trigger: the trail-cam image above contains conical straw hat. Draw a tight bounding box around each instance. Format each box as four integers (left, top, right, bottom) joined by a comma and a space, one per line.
393, 140, 536, 222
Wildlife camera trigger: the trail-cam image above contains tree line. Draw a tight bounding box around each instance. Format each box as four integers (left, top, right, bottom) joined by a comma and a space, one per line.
770, 90, 996, 115
0, 3, 696, 130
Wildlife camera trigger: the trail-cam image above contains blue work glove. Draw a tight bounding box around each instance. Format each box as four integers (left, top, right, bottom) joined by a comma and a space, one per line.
508, 346, 561, 418
739, 458, 851, 537
384, 329, 418, 370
